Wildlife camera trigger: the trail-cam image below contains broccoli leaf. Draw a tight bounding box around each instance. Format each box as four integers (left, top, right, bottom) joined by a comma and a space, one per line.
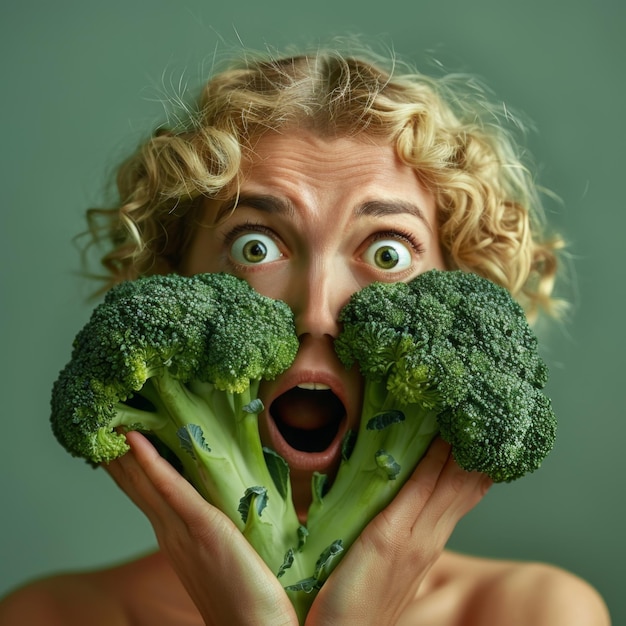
238, 486, 269, 523
263, 447, 290, 500
177, 424, 211, 460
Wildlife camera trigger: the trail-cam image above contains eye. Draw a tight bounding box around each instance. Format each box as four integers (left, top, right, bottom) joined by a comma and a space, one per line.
363, 239, 412, 272
230, 232, 282, 265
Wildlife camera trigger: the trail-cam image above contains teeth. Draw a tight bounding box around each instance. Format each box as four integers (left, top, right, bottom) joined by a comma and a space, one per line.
297, 382, 331, 391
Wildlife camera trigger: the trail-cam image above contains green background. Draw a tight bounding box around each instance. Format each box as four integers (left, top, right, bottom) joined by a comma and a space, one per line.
1, 0, 623, 622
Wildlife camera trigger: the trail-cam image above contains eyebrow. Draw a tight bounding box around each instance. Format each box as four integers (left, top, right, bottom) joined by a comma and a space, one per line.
216, 194, 432, 232
355, 200, 433, 232
216, 193, 295, 222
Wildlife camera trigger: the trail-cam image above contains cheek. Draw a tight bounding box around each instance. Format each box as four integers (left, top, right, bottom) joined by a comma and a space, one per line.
423, 225, 446, 271
430, 239, 450, 271
429, 245, 447, 271
179, 230, 224, 276
239, 264, 295, 302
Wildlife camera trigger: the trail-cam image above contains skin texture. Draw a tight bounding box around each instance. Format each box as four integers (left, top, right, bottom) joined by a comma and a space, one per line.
0, 131, 611, 625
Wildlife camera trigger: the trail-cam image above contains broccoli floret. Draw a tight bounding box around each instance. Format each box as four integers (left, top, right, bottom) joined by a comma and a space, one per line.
286, 269, 556, 598
50, 272, 303, 576
334, 269, 556, 482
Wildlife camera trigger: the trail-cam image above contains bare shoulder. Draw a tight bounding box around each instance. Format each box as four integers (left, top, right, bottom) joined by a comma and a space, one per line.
400, 550, 611, 626
0, 551, 201, 626
1, 551, 610, 626
0, 564, 129, 626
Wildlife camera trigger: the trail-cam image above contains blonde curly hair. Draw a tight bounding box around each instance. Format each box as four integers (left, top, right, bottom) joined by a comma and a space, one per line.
87, 46, 564, 318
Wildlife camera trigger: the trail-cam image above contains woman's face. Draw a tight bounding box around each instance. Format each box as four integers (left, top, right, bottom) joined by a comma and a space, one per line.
182, 130, 445, 520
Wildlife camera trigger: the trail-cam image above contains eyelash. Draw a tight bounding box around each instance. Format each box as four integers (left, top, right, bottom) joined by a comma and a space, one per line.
221, 222, 277, 247
369, 229, 426, 257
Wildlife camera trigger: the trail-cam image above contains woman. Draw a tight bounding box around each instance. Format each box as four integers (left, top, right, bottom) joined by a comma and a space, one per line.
0, 47, 610, 625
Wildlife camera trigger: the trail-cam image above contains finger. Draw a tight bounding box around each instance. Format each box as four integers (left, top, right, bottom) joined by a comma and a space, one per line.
391, 438, 491, 521
349, 437, 453, 567
432, 450, 493, 518
419, 458, 492, 545
104, 431, 203, 533
360, 438, 491, 560
125, 431, 241, 545
377, 437, 453, 528
123, 431, 218, 518
104, 434, 166, 518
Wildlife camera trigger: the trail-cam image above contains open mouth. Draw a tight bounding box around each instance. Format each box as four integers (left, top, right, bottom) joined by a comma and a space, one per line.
269, 385, 346, 453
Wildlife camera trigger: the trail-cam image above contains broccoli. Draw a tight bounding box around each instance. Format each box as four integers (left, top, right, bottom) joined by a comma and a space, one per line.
50, 272, 304, 578
297, 268, 556, 594
335, 268, 556, 480
51, 269, 556, 624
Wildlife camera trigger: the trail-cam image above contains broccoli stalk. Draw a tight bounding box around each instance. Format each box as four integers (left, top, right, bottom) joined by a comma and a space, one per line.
302, 387, 440, 564
121, 374, 301, 570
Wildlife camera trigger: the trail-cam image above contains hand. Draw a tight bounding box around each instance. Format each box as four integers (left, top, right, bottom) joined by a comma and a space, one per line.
305, 438, 492, 624
107, 434, 489, 626
105, 431, 298, 626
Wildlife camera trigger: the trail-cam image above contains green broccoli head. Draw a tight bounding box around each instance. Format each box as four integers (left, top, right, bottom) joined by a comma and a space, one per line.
334, 269, 556, 483
446, 373, 556, 482
50, 272, 299, 464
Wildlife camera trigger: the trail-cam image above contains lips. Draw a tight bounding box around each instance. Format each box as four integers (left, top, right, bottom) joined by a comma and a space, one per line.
261, 372, 355, 475
270, 384, 346, 453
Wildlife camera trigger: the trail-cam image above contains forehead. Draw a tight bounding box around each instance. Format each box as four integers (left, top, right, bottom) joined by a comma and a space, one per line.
239, 130, 425, 196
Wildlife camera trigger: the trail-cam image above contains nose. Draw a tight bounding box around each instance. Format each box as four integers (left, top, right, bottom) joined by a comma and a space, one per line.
286, 262, 355, 340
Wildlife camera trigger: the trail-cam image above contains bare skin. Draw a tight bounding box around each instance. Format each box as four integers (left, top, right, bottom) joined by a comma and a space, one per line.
0, 131, 611, 625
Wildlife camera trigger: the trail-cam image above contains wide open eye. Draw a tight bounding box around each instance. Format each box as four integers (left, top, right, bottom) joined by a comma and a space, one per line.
230, 232, 282, 265
363, 239, 412, 272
